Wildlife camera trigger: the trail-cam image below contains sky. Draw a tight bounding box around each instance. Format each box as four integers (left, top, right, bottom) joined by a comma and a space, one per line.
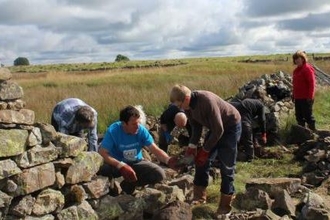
1, 0, 330, 65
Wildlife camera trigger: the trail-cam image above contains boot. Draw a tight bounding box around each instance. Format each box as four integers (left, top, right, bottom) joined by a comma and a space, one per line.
217, 193, 234, 215
307, 122, 316, 131
191, 185, 207, 205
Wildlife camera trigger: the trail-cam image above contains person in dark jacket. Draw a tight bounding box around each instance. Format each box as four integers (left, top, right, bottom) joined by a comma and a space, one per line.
170, 84, 241, 217
292, 50, 316, 130
230, 98, 267, 162
158, 103, 191, 152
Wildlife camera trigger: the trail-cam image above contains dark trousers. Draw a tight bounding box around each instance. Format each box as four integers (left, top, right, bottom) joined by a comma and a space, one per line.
98, 160, 166, 186
240, 121, 254, 159
194, 122, 241, 195
294, 99, 315, 129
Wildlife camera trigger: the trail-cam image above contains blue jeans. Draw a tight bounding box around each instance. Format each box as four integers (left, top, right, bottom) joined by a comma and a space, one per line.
194, 122, 241, 195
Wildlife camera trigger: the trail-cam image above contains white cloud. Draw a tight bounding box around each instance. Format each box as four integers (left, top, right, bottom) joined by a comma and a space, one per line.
0, 0, 330, 65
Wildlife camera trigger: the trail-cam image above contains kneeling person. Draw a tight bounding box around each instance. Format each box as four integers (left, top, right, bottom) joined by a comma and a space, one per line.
98, 105, 177, 194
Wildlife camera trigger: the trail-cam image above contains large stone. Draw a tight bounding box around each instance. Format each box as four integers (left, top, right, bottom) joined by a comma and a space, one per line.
14, 144, 59, 168
35, 122, 58, 145
54, 133, 87, 158
32, 188, 65, 216
83, 176, 110, 199
0, 68, 12, 81
11, 162, 56, 196
9, 194, 35, 217
56, 201, 98, 220
246, 177, 302, 198
0, 159, 22, 180
0, 129, 28, 157
0, 81, 24, 100
0, 109, 35, 125
152, 200, 192, 220
65, 152, 103, 184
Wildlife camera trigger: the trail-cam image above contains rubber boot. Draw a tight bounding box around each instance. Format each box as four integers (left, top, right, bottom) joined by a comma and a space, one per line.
217, 193, 234, 216
191, 185, 207, 205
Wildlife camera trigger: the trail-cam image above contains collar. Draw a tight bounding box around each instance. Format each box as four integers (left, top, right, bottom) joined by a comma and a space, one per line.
189, 91, 198, 109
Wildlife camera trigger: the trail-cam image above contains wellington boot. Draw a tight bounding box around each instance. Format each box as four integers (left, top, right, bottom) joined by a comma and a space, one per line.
216, 193, 234, 215
191, 185, 207, 205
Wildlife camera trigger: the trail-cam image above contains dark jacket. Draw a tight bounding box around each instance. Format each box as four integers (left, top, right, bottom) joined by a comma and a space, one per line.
230, 98, 266, 133
187, 91, 241, 151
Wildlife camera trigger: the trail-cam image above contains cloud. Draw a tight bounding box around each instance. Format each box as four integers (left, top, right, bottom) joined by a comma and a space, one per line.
0, 0, 330, 65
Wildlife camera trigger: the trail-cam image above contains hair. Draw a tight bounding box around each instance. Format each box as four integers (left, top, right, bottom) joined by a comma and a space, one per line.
119, 105, 140, 123
170, 84, 191, 103
134, 105, 147, 126
292, 50, 308, 64
75, 106, 94, 124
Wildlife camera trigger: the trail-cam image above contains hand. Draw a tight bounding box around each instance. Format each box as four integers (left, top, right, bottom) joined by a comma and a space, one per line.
119, 164, 137, 182
163, 131, 172, 144
195, 148, 210, 167
185, 144, 197, 157
167, 156, 182, 170
262, 133, 267, 144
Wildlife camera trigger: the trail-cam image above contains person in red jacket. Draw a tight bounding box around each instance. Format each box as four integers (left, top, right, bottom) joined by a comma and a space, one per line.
292, 50, 316, 130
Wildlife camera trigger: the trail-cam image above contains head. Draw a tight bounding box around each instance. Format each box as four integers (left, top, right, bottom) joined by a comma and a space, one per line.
170, 84, 191, 110
174, 112, 187, 128
75, 106, 95, 128
120, 105, 141, 134
292, 50, 308, 66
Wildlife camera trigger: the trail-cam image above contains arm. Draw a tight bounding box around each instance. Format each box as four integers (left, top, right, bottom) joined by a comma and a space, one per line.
99, 147, 122, 168
88, 117, 98, 151
148, 143, 171, 165
305, 65, 316, 99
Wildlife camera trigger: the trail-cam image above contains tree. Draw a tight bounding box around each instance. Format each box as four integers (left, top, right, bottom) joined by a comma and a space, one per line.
115, 54, 130, 62
14, 57, 30, 66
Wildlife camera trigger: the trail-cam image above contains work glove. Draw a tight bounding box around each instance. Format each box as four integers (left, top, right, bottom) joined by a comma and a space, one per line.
119, 163, 137, 182
262, 133, 267, 144
195, 148, 210, 167
163, 131, 172, 144
185, 144, 197, 157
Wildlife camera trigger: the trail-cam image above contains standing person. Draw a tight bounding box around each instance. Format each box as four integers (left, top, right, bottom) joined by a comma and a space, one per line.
51, 98, 98, 151
292, 50, 316, 130
230, 98, 267, 162
170, 85, 241, 216
98, 105, 178, 194
159, 103, 191, 152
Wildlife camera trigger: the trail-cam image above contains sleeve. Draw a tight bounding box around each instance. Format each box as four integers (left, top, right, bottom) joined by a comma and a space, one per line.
257, 105, 267, 133
305, 65, 315, 99
88, 117, 98, 151
202, 103, 224, 151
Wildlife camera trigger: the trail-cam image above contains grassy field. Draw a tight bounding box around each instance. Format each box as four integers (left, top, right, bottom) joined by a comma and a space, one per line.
8, 53, 330, 219
10, 53, 330, 133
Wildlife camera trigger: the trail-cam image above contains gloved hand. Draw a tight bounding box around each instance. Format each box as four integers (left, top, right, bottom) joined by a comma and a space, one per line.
119, 164, 137, 182
262, 133, 267, 144
163, 131, 172, 144
185, 144, 197, 157
195, 148, 210, 167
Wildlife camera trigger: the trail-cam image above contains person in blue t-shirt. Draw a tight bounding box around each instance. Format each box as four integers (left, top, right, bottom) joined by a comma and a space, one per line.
98, 105, 178, 194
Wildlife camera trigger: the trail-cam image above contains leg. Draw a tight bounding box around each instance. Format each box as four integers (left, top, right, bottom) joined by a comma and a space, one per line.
303, 99, 316, 130
131, 160, 166, 186
294, 99, 306, 127
240, 121, 254, 161
217, 123, 241, 215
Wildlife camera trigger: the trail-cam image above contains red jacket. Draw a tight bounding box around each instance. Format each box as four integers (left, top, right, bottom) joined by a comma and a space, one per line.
292, 63, 315, 99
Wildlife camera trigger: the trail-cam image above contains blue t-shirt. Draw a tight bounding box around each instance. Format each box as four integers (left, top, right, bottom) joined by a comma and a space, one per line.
101, 121, 154, 163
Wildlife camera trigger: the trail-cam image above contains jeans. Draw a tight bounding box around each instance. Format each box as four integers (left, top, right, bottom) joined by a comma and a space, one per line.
194, 122, 241, 195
